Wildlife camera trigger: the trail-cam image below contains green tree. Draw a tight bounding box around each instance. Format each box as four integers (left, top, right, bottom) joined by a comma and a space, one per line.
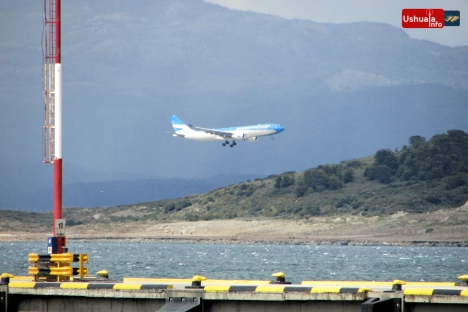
397, 130, 468, 182
409, 135, 426, 149
365, 149, 399, 184
374, 149, 399, 174
301, 169, 329, 192
374, 165, 393, 184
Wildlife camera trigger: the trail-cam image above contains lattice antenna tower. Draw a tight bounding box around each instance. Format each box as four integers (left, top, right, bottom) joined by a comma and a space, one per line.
43, 0, 61, 164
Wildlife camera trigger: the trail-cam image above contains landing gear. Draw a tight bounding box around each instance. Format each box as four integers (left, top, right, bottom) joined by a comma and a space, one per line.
223, 140, 237, 147
271, 135, 275, 140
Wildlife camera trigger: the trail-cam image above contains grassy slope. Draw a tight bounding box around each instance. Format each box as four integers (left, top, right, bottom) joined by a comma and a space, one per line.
46, 156, 466, 229
2, 133, 468, 232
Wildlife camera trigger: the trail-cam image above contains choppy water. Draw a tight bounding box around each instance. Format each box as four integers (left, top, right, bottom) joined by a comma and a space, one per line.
1, 242, 467, 284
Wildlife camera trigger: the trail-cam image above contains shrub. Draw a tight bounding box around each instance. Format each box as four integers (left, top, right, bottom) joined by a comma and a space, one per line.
199, 212, 215, 221
425, 195, 441, 204
346, 160, 362, 168
328, 175, 343, 190
185, 213, 199, 222
67, 219, 83, 227
281, 175, 294, 188
343, 169, 354, 183
274, 177, 282, 188
445, 174, 467, 190
335, 196, 354, 208
374, 165, 393, 184
164, 203, 176, 213
295, 187, 307, 198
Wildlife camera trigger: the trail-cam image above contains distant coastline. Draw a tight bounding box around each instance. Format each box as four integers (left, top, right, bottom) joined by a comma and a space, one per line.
2, 233, 467, 248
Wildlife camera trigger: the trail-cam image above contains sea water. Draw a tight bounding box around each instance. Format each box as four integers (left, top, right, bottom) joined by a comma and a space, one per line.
1, 242, 467, 284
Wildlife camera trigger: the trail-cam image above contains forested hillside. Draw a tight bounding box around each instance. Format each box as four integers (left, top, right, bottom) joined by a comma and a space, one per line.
2, 130, 466, 230
42, 130, 467, 227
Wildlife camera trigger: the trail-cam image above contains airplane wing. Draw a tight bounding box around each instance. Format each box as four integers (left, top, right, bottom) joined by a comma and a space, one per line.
187, 124, 233, 138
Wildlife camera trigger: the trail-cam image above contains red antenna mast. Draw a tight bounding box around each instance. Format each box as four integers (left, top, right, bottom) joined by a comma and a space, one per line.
43, 0, 65, 253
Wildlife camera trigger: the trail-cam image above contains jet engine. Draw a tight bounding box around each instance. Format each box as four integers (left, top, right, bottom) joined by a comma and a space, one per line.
245, 137, 258, 142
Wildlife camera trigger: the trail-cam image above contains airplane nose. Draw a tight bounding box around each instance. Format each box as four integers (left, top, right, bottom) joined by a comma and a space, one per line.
276, 125, 285, 133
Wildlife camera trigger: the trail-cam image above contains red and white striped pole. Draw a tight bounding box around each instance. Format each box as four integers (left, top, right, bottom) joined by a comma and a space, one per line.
53, 0, 63, 238
44, 0, 65, 253
54, 0, 65, 253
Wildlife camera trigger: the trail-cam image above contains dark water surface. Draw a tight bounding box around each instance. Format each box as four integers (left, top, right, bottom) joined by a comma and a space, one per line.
1, 242, 467, 284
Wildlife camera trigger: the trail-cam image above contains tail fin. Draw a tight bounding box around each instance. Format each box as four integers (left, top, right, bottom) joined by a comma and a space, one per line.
170, 115, 193, 136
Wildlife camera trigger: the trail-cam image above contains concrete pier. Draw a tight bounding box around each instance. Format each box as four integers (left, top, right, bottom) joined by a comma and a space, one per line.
2, 277, 468, 312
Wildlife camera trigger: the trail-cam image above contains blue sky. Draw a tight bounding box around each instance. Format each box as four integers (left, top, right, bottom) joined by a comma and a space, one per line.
206, 0, 468, 47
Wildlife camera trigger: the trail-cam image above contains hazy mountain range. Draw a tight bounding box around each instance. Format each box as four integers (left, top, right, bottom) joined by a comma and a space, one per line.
1, 0, 467, 211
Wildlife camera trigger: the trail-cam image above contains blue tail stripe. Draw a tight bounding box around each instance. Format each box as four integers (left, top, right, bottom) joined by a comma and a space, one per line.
170, 115, 185, 125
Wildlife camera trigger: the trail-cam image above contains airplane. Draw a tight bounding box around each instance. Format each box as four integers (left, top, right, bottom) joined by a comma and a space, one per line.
168, 115, 285, 147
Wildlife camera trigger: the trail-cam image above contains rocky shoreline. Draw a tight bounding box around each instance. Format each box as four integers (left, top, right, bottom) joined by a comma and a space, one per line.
4, 234, 466, 248
70, 237, 468, 247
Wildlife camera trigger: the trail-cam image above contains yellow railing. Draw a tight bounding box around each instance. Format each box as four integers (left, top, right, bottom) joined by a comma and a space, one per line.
28, 253, 88, 282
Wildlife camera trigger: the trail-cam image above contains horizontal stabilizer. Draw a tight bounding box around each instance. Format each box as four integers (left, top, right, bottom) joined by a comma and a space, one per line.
167, 132, 185, 138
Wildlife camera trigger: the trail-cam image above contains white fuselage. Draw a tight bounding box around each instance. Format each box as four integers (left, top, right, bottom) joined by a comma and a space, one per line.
182, 128, 277, 141
169, 115, 285, 145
